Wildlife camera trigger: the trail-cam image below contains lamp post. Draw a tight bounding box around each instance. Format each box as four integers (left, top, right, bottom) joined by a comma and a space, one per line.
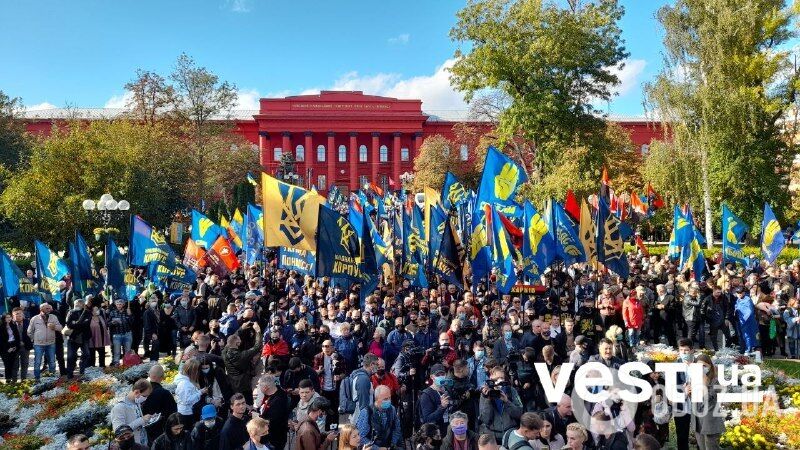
399, 171, 415, 192
82, 193, 130, 241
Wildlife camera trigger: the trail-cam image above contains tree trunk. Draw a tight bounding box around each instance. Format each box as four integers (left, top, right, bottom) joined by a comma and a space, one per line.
701, 149, 713, 248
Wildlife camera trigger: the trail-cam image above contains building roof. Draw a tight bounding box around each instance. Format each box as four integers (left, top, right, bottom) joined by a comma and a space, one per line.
20, 107, 655, 124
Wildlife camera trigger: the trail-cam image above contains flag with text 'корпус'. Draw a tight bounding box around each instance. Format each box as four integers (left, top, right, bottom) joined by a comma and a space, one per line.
262, 173, 326, 252
148, 261, 196, 294
191, 210, 225, 249
761, 203, 786, 264
721, 203, 748, 266
0, 247, 39, 305
129, 215, 177, 269
204, 236, 240, 277
34, 240, 70, 302
316, 205, 362, 282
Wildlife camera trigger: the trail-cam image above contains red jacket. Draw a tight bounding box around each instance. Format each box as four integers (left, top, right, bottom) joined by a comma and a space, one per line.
622, 297, 645, 330
262, 338, 289, 357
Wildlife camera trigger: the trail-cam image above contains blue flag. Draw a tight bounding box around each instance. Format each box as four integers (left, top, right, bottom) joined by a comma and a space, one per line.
596, 195, 629, 279
722, 204, 749, 266
360, 212, 380, 305
316, 205, 361, 282
148, 261, 196, 294
244, 204, 264, 266
427, 202, 447, 270
34, 240, 70, 301
349, 199, 365, 239
676, 207, 706, 281
544, 200, 586, 266
0, 247, 39, 306
106, 238, 140, 300
434, 215, 463, 288
441, 172, 468, 211
475, 146, 528, 218
278, 248, 316, 276
489, 207, 518, 294
191, 210, 225, 249
129, 215, 176, 269
69, 232, 99, 296
761, 203, 785, 264
521, 201, 555, 278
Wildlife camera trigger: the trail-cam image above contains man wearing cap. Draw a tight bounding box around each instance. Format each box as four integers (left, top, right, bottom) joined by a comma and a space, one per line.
65, 297, 91, 379
108, 425, 148, 450
419, 363, 452, 436
191, 404, 223, 450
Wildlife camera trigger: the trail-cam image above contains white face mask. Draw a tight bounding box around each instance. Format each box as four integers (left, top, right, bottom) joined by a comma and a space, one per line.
135, 395, 147, 404
203, 419, 216, 428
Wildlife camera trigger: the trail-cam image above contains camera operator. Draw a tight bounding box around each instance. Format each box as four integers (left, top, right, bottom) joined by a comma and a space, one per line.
478, 366, 523, 443
422, 332, 458, 370
418, 364, 453, 436
492, 323, 521, 365
449, 359, 478, 429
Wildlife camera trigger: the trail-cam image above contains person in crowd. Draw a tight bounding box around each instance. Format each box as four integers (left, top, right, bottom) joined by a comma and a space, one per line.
88, 305, 111, 367
355, 385, 402, 450
66, 434, 92, 450
565, 423, 589, 450
151, 412, 191, 450
500, 412, 542, 450
220, 393, 259, 450
784, 298, 800, 359
673, 338, 695, 450
413, 423, 442, 450
108, 298, 133, 366
0, 313, 21, 383
255, 373, 290, 450
143, 364, 178, 443
110, 379, 153, 447
418, 363, 452, 435
191, 404, 224, 450
10, 308, 31, 382
477, 433, 499, 450
27, 302, 62, 381
143, 297, 161, 362
492, 323, 521, 365
294, 397, 337, 450
691, 354, 725, 450
222, 321, 262, 404
633, 433, 662, 450
64, 297, 91, 379
441, 411, 478, 450
107, 425, 149, 450
244, 416, 271, 450
175, 358, 207, 428
478, 366, 524, 443
293, 378, 322, 425
338, 423, 362, 450
535, 414, 566, 450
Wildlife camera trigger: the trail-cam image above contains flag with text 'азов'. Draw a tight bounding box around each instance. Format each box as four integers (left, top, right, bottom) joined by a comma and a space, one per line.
34, 240, 70, 301
129, 215, 176, 269
262, 173, 326, 251
316, 205, 362, 282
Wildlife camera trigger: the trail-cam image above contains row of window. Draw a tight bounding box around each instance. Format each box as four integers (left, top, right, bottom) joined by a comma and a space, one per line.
273, 144, 470, 162
309, 175, 389, 192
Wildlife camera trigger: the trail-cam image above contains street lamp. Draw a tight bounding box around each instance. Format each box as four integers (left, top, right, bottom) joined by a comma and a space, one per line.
82, 193, 130, 240
399, 171, 415, 191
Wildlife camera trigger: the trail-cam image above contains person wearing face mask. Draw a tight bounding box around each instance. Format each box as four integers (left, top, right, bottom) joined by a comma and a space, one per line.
492, 323, 520, 366
282, 357, 322, 408
142, 297, 161, 362
412, 423, 442, 450
673, 338, 694, 450
151, 412, 191, 450
479, 366, 524, 443
422, 332, 458, 370
173, 294, 196, 349
689, 354, 724, 450
190, 405, 223, 450
262, 327, 291, 367
418, 364, 452, 436
385, 317, 412, 367
295, 397, 338, 450
440, 412, 477, 450
356, 385, 402, 450
467, 341, 489, 389
370, 357, 401, 403
108, 425, 148, 450
111, 379, 153, 447
64, 298, 91, 379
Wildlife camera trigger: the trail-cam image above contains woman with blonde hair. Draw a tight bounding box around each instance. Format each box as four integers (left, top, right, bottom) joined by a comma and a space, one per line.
174, 358, 207, 428
245, 417, 270, 450
337, 423, 361, 450
565, 422, 589, 450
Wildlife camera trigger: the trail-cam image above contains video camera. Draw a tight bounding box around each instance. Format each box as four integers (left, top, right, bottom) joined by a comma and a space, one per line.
485, 379, 510, 399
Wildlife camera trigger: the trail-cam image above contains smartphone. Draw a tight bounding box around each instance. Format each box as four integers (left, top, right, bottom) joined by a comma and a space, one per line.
329, 423, 338, 431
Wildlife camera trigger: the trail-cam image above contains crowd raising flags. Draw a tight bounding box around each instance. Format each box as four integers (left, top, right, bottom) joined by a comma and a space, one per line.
2, 145, 798, 309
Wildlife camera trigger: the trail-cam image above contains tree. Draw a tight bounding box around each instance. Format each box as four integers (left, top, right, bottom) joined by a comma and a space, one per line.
645, 0, 798, 244
412, 135, 466, 192
0, 90, 30, 170
450, 0, 628, 178
169, 53, 238, 206
124, 70, 176, 126
0, 121, 190, 248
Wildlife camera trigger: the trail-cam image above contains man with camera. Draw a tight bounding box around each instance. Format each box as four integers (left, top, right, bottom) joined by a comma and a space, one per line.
418, 364, 453, 436
478, 366, 523, 443
492, 323, 521, 365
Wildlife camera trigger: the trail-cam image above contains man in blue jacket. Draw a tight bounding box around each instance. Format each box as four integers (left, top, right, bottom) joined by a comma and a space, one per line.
418, 363, 451, 436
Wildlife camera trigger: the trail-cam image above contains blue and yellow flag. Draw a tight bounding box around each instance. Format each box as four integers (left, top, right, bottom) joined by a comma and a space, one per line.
246, 172, 258, 186
68, 236, 99, 296
434, 216, 463, 288
427, 200, 447, 270
107, 238, 140, 300
278, 248, 316, 276
244, 204, 264, 266
666, 205, 687, 260
262, 173, 326, 251
0, 247, 39, 306
597, 195, 629, 279
129, 215, 177, 269
316, 205, 361, 282
349, 198, 365, 239
761, 203, 785, 264
522, 201, 555, 278
543, 200, 586, 267
476, 146, 528, 218
489, 206, 517, 294
360, 212, 380, 305
676, 207, 706, 281
161, 263, 196, 294
441, 172, 468, 211
722, 204, 748, 266
34, 240, 70, 301
191, 210, 225, 249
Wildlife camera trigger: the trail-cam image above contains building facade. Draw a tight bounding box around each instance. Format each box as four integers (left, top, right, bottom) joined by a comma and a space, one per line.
22, 90, 665, 195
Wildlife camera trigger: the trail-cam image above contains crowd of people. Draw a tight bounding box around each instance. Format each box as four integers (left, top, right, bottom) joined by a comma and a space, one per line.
3, 247, 799, 450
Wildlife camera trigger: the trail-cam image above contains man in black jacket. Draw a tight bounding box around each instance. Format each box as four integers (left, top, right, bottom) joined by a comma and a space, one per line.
220, 393, 257, 450
418, 364, 451, 436
142, 364, 178, 444
256, 374, 290, 450
65, 298, 91, 379
191, 404, 223, 450
142, 297, 160, 362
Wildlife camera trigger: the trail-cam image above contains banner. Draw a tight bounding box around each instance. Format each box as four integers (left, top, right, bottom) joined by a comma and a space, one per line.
34, 240, 70, 301
277, 247, 316, 276
262, 173, 326, 251
183, 238, 208, 273
316, 205, 361, 282
129, 215, 176, 269
106, 238, 140, 301
0, 247, 39, 305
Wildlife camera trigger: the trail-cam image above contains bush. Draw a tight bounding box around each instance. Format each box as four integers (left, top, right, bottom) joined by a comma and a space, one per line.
626, 244, 800, 265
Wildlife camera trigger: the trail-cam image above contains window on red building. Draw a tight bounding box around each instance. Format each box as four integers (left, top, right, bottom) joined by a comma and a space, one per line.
338, 145, 347, 162
359, 145, 368, 162
296, 145, 305, 162
317, 175, 327, 190
273, 148, 282, 161
317, 145, 326, 162
379, 145, 388, 163
401, 147, 409, 161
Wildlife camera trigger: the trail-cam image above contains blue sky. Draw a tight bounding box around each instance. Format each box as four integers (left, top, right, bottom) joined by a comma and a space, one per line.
0, 0, 669, 116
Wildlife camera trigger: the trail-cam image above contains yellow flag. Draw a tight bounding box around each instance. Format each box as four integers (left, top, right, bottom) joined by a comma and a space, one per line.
219, 215, 230, 229
232, 208, 244, 225
578, 199, 597, 265
262, 173, 326, 251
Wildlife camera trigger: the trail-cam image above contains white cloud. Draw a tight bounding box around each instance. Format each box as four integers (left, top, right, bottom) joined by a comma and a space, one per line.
25, 102, 57, 111
104, 91, 134, 109
609, 59, 647, 97
235, 89, 262, 110
388, 33, 410, 45
225, 0, 251, 13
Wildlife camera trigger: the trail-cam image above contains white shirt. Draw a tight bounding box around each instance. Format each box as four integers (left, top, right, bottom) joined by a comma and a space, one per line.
322, 354, 334, 391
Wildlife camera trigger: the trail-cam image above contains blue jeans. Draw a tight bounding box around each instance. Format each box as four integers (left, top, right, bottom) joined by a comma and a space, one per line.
33, 344, 56, 380
627, 328, 641, 347
112, 332, 132, 365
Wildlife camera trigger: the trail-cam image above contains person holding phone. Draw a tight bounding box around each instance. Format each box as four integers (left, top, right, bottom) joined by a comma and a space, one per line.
295, 397, 337, 450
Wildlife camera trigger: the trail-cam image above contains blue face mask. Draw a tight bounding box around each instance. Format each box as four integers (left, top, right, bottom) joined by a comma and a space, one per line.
504, 331, 513, 340
452, 424, 468, 436
380, 400, 392, 410
474, 350, 485, 359
434, 375, 448, 387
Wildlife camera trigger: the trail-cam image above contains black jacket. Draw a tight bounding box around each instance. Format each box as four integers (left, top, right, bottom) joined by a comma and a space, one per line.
0, 320, 21, 354
259, 388, 290, 450
142, 382, 178, 444
191, 417, 223, 450
65, 308, 91, 344
151, 431, 191, 450
219, 414, 249, 450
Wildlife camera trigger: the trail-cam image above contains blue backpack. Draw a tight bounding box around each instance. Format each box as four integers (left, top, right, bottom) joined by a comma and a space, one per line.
338, 368, 369, 414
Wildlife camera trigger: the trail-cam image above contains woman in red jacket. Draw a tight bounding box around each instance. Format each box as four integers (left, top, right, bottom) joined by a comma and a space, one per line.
622, 287, 645, 348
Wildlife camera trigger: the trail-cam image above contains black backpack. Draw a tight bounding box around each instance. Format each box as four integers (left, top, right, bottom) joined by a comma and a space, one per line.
501, 429, 535, 450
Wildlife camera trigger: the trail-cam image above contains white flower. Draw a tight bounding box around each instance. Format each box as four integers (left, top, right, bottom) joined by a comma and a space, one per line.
39, 433, 68, 450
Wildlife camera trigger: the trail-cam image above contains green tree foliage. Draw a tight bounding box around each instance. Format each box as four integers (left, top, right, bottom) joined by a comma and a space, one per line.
412, 135, 468, 192
0, 90, 30, 170
645, 0, 798, 240
0, 121, 190, 247
450, 0, 628, 177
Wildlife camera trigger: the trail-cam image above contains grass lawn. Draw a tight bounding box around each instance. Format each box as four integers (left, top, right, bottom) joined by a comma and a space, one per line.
762, 358, 800, 378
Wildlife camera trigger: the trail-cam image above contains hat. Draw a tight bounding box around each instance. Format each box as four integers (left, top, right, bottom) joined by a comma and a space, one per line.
114, 425, 134, 439
430, 363, 447, 376
201, 404, 217, 420
401, 339, 415, 349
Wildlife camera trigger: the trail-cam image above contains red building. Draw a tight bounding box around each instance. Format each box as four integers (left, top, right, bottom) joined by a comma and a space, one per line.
22, 90, 664, 194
